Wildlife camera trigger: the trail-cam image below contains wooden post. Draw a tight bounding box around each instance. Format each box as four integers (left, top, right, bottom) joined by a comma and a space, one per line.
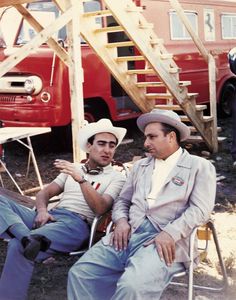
0, 0, 38, 7
208, 54, 218, 152
66, 0, 86, 162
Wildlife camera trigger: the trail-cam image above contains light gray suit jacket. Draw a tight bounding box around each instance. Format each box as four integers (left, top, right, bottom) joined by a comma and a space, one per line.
112, 149, 216, 265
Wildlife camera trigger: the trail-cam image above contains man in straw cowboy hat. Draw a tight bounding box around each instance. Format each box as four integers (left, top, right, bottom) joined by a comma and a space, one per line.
0, 119, 127, 300
67, 109, 216, 300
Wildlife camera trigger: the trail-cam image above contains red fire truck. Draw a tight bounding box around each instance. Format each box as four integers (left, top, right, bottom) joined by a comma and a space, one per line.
0, 0, 235, 134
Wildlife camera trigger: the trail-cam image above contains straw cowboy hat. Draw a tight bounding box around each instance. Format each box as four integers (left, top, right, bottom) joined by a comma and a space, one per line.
137, 109, 190, 141
79, 119, 127, 152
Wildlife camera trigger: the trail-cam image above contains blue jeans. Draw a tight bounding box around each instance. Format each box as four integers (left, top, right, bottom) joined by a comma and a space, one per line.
67, 219, 185, 300
0, 195, 90, 300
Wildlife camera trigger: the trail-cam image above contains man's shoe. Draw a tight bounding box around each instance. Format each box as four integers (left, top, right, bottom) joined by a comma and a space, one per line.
21, 234, 51, 261
21, 236, 41, 261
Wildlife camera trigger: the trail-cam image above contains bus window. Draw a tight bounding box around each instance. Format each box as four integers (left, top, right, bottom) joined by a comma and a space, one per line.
169, 10, 198, 40
221, 13, 236, 39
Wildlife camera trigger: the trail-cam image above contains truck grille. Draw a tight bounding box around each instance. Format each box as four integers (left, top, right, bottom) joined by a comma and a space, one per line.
0, 96, 16, 103
0, 96, 32, 104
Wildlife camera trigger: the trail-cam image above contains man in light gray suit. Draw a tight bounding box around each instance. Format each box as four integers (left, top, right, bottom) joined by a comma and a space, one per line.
67, 109, 216, 300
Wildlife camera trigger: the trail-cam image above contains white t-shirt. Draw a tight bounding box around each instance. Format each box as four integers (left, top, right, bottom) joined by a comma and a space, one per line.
54, 163, 126, 223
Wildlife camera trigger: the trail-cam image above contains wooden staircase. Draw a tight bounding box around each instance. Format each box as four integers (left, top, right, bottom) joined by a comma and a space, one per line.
79, 0, 219, 152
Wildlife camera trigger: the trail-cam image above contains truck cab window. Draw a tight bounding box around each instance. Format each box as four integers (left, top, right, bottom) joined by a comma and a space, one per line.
0, 27, 6, 48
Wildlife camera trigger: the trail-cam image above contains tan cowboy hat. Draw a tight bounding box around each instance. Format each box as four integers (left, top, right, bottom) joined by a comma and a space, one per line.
79, 119, 127, 152
137, 109, 190, 141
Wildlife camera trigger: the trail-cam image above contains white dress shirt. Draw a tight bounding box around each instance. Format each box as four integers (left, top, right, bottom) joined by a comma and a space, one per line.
147, 147, 182, 207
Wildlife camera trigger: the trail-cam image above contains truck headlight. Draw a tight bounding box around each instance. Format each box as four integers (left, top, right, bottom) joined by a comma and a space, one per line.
24, 78, 35, 94
24, 76, 43, 95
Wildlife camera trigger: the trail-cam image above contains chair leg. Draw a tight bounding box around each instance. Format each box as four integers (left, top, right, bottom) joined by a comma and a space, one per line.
69, 215, 103, 256
170, 221, 229, 298
0, 172, 4, 187
206, 220, 229, 291
188, 227, 198, 300
192, 221, 229, 292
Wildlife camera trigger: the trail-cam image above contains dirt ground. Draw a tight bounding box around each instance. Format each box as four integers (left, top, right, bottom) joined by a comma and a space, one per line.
0, 116, 236, 299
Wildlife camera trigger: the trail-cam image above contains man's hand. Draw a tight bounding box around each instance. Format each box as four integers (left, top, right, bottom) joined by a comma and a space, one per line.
109, 218, 131, 251
143, 231, 175, 266
54, 159, 83, 182
33, 210, 56, 228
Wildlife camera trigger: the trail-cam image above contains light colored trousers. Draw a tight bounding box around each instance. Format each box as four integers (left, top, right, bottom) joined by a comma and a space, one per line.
0, 195, 90, 300
68, 218, 185, 300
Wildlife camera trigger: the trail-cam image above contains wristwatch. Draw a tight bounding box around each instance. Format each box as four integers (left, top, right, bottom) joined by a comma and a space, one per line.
78, 175, 88, 184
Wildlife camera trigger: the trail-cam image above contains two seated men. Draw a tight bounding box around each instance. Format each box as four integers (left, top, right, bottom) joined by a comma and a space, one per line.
0, 110, 216, 300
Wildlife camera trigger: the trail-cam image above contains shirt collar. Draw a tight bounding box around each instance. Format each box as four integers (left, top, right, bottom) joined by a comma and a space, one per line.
103, 164, 113, 173
155, 147, 182, 167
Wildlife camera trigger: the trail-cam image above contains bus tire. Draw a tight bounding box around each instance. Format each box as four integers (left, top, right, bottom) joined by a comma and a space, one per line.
219, 82, 236, 117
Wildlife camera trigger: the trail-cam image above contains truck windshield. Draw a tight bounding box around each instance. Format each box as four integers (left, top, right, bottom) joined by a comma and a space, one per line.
16, 1, 61, 45
0, 27, 6, 48
16, 0, 101, 45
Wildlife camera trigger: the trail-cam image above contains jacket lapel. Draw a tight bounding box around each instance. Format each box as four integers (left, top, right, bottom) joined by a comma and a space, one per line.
162, 149, 191, 187
141, 157, 155, 198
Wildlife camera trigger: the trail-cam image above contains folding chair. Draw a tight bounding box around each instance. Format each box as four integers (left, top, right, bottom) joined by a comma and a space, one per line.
105, 219, 229, 300
69, 212, 112, 257
169, 219, 229, 300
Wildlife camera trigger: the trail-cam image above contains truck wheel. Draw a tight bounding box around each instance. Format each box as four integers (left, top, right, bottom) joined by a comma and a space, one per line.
84, 110, 96, 123
219, 82, 236, 117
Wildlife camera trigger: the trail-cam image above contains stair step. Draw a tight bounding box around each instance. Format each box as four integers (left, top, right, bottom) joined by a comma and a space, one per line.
116, 55, 145, 62
189, 126, 222, 133
83, 9, 112, 17
150, 38, 164, 46
157, 53, 173, 59
127, 67, 179, 75
187, 136, 226, 143
126, 5, 143, 13
154, 104, 207, 111
146, 93, 198, 100
127, 69, 156, 75
139, 23, 154, 29
136, 81, 191, 88
147, 93, 173, 99
180, 115, 213, 122
106, 41, 135, 48
169, 67, 180, 74
94, 26, 124, 33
